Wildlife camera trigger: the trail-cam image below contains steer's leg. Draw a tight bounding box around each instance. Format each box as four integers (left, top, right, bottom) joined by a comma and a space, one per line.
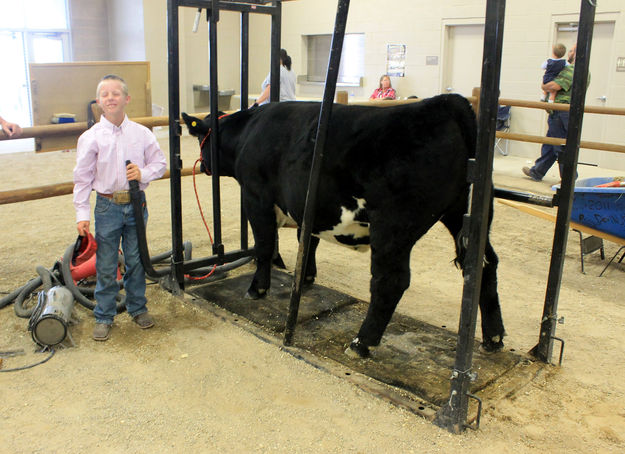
479, 240, 505, 351
348, 217, 423, 358
297, 228, 319, 286
246, 202, 277, 299
440, 198, 505, 352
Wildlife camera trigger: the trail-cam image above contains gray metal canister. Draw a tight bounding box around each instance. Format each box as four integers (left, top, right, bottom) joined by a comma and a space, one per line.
30, 286, 76, 347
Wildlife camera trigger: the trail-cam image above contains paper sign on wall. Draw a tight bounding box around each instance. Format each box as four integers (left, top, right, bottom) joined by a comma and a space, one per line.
387, 44, 406, 77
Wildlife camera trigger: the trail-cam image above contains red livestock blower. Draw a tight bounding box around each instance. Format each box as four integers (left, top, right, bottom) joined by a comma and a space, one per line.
68, 232, 122, 283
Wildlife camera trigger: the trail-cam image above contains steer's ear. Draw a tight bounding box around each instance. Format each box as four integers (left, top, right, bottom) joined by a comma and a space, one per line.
181, 112, 208, 138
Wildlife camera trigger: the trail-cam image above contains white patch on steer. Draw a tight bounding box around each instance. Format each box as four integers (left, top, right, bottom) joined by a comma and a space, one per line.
274, 206, 298, 228
317, 197, 370, 252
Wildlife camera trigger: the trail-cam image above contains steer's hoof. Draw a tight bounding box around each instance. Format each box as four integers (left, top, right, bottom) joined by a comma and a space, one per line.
272, 254, 287, 270
303, 276, 315, 287
345, 338, 370, 358
245, 287, 268, 300
481, 334, 505, 353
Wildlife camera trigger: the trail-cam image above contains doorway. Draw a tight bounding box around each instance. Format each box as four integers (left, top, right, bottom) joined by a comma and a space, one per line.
442, 24, 485, 97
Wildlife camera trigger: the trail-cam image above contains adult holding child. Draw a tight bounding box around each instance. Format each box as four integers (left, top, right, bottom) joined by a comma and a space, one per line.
523, 44, 586, 182
73, 74, 167, 341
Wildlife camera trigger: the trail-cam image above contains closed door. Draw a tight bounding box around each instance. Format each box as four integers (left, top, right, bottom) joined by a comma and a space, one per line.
442, 24, 484, 97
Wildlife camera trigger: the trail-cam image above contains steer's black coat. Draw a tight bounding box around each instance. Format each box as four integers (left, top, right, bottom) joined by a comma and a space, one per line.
183, 94, 505, 357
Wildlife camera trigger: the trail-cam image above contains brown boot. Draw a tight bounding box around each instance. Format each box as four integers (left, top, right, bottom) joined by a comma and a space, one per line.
132, 312, 154, 329
93, 323, 111, 341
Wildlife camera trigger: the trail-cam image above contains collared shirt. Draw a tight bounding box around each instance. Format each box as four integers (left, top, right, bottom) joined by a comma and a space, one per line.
73, 114, 167, 222
370, 87, 396, 100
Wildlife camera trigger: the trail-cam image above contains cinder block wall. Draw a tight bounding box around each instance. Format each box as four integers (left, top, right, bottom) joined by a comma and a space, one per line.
141, 0, 625, 168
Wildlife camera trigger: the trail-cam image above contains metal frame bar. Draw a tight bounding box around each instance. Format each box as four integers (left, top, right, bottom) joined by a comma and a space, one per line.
530, 0, 596, 362
179, 0, 276, 14
165, 0, 595, 433
284, 0, 351, 345
270, 1, 282, 102
434, 0, 506, 433
167, 0, 185, 294
167, 0, 283, 291
240, 11, 250, 249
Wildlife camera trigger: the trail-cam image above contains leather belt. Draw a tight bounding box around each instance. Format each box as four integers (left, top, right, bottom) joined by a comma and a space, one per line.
98, 190, 131, 204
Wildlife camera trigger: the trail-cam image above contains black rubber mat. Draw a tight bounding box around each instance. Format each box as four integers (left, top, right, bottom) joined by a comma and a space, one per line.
189, 268, 533, 407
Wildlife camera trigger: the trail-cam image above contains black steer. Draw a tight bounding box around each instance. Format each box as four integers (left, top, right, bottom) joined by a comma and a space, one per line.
182, 94, 505, 357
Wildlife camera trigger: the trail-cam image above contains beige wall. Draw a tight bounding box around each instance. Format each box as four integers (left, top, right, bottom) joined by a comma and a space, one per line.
109, 0, 146, 61
143, 2, 271, 115
76, 0, 625, 168
280, 0, 625, 166
69, 0, 110, 61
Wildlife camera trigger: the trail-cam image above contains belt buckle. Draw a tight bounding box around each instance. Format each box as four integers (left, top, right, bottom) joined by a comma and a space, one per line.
113, 191, 131, 204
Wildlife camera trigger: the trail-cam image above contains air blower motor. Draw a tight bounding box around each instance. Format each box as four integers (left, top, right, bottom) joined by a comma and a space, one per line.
29, 286, 76, 347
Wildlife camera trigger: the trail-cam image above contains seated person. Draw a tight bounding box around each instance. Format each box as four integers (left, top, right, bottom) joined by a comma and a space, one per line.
369, 75, 396, 100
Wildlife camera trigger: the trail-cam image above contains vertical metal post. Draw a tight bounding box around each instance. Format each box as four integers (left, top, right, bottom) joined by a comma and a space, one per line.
434, 0, 506, 433
269, 1, 282, 102
208, 0, 224, 257
240, 10, 250, 250
531, 0, 595, 363
240, 12, 250, 111
167, 0, 184, 292
284, 0, 351, 345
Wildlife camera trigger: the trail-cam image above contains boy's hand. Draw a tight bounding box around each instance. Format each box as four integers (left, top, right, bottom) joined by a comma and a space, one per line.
126, 162, 141, 181
77, 221, 90, 236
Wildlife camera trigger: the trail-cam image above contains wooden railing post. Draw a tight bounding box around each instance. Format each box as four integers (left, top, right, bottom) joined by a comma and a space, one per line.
471, 86, 481, 117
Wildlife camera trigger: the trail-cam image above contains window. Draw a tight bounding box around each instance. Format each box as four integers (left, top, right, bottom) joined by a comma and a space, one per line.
0, 0, 70, 153
305, 33, 364, 86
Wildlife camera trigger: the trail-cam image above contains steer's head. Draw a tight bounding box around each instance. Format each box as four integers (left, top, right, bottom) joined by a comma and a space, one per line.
182, 111, 225, 176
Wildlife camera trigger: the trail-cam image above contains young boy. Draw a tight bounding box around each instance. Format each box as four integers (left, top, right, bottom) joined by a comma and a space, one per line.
73, 74, 167, 341
540, 43, 568, 102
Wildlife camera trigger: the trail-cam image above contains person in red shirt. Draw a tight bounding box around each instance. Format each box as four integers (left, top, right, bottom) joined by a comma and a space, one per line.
369, 75, 396, 100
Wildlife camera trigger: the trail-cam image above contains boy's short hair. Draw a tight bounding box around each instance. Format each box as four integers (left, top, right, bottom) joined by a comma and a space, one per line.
553, 43, 566, 59
96, 74, 129, 98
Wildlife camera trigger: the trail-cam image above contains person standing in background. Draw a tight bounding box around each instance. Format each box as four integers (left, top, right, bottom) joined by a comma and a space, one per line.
256, 48, 296, 105
522, 45, 585, 182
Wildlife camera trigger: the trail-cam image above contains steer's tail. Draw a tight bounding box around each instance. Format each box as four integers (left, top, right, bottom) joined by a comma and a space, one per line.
443, 93, 478, 159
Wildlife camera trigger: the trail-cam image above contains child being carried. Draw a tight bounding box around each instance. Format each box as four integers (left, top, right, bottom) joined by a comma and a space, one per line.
540, 43, 568, 103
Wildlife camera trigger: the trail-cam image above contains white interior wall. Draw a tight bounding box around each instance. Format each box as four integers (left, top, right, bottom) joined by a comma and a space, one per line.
141, 0, 625, 168
109, 0, 146, 61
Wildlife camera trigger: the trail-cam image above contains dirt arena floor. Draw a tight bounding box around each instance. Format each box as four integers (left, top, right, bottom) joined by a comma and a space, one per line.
1, 134, 625, 453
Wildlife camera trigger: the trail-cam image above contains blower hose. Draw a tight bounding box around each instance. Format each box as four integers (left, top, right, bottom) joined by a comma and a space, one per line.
127, 161, 170, 280
60, 241, 126, 313
13, 266, 61, 318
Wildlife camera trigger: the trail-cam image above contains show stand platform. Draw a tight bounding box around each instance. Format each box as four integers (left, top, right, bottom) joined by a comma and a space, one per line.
186, 266, 545, 421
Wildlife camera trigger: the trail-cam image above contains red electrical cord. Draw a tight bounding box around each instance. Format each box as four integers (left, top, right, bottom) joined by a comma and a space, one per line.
185, 158, 217, 280
186, 112, 231, 281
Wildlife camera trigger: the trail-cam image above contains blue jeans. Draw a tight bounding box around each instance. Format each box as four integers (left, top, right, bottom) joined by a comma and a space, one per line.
530, 110, 569, 180
93, 192, 148, 324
